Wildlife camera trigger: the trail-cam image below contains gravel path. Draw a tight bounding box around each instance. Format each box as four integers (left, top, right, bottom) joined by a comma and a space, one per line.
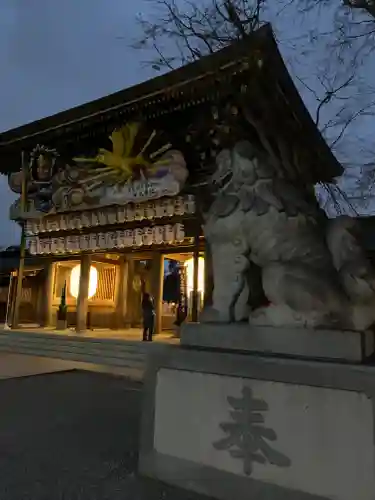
0, 370, 212, 500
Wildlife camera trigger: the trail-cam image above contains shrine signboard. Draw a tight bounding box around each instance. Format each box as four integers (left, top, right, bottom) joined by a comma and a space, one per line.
9, 123, 199, 256
8, 123, 189, 220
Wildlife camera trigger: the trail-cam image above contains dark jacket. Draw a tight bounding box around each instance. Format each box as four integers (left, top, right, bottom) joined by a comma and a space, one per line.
142, 294, 155, 319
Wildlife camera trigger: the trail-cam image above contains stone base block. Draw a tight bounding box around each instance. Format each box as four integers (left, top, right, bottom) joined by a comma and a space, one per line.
181, 323, 375, 362
139, 346, 375, 500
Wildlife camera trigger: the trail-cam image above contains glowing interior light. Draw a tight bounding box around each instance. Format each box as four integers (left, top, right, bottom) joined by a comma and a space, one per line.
70, 264, 98, 299
184, 257, 205, 294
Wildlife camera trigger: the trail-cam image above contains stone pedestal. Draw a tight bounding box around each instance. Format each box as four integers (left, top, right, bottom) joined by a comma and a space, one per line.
139, 325, 375, 500
181, 323, 375, 363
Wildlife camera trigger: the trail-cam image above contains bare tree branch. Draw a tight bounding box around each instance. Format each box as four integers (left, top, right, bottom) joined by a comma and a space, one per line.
330, 100, 375, 147
315, 73, 356, 127
129, 0, 375, 215
130, 0, 267, 70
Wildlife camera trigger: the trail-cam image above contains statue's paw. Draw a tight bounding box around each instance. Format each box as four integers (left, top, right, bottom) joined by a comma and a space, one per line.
234, 303, 250, 322
249, 306, 272, 326
200, 306, 231, 323
350, 304, 375, 331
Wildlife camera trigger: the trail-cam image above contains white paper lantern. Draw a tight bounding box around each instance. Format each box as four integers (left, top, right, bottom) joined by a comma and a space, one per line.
185, 194, 196, 214
174, 196, 185, 216
106, 232, 115, 248
81, 212, 91, 228
126, 205, 134, 221
28, 238, 37, 255
133, 228, 144, 246
155, 200, 164, 218
144, 202, 156, 219
107, 209, 117, 225
153, 226, 164, 244
164, 224, 174, 243
57, 237, 65, 253
124, 230, 133, 246
143, 227, 154, 245
134, 203, 144, 220
98, 232, 107, 249
60, 216, 67, 231
98, 211, 107, 226
116, 230, 125, 248
89, 233, 98, 250
175, 223, 185, 242
117, 207, 126, 223
165, 199, 175, 217
91, 212, 100, 226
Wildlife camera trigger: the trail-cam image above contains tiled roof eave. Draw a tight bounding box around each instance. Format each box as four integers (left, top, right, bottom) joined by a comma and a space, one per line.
0, 40, 262, 149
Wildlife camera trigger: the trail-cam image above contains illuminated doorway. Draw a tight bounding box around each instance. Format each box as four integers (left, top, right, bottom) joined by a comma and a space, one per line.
163, 252, 205, 329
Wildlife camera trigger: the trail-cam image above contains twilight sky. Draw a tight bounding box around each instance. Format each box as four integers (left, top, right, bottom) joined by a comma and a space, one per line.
0, 0, 373, 245
0, 0, 156, 246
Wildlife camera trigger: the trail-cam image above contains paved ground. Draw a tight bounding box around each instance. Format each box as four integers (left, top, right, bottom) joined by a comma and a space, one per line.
0, 352, 144, 380
2, 325, 179, 343
0, 369, 212, 500
0, 353, 86, 379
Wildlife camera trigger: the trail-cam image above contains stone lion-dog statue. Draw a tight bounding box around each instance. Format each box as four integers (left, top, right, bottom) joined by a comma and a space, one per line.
201, 140, 375, 331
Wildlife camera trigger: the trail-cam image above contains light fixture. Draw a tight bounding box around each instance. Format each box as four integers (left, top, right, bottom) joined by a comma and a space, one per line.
70, 264, 98, 299
184, 257, 205, 294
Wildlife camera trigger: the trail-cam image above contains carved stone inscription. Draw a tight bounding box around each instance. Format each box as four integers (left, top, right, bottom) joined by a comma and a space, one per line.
213, 386, 291, 476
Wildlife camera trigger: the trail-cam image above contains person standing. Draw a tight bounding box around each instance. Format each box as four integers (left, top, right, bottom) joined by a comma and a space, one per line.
142, 292, 155, 342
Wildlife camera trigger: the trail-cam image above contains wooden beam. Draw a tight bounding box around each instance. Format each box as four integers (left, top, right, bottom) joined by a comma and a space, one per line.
91, 257, 121, 266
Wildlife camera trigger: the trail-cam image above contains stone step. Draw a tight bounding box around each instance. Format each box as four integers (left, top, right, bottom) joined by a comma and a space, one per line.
0, 332, 156, 372
0, 335, 147, 357
0, 344, 146, 369
0, 344, 146, 368
0, 331, 148, 350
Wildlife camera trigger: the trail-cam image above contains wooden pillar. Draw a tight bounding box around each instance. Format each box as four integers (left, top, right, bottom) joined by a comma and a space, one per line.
191, 236, 200, 322
12, 152, 28, 329
114, 257, 129, 329
125, 259, 135, 327
76, 255, 91, 333
204, 242, 213, 308
150, 253, 164, 336
12, 226, 26, 328
42, 261, 55, 327
7, 272, 17, 327
4, 272, 14, 328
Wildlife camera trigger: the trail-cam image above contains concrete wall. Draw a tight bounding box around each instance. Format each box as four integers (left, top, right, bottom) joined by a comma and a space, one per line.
140, 347, 375, 500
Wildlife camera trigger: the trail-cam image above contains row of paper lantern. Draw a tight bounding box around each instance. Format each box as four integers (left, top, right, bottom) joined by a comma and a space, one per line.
27, 223, 186, 255
25, 195, 196, 236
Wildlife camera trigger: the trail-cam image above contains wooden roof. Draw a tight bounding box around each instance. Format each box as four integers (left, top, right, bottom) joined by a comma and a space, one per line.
0, 24, 342, 182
